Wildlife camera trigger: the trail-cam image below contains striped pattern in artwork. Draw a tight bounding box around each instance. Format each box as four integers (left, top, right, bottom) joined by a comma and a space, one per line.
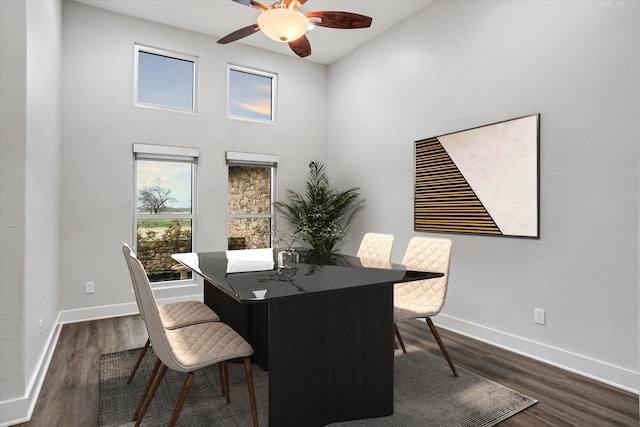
414, 137, 502, 235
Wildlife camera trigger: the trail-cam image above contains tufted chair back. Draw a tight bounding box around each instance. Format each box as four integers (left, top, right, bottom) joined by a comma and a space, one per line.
393, 236, 458, 376
123, 243, 147, 322
394, 236, 452, 321
356, 232, 395, 263
122, 244, 182, 371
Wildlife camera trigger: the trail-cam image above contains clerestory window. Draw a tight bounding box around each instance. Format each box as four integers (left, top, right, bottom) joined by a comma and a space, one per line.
227, 64, 277, 123
134, 45, 198, 112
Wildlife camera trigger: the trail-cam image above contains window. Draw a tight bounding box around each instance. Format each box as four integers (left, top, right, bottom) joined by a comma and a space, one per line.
228, 65, 277, 122
134, 144, 198, 283
226, 152, 278, 250
134, 45, 198, 112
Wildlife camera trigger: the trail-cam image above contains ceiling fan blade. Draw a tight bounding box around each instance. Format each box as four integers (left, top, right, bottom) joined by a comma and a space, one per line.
284, 0, 307, 8
232, 0, 268, 12
306, 11, 372, 29
217, 23, 260, 44
288, 35, 311, 58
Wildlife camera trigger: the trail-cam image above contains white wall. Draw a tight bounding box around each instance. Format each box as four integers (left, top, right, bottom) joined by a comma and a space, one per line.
24, 0, 63, 393
0, 0, 62, 420
0, 0, 28, 403
329, 0, 639, 391
60, 1, 327, 311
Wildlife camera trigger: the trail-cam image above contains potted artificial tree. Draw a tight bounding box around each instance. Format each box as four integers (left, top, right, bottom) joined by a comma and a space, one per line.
275, 160, 361, 261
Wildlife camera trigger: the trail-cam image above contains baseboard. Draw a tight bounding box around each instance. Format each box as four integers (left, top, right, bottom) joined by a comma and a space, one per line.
0, 291, 204, 426
59, 290, 204, 324
0, 314, 62, 427
0, 395, 30, 427
435, 314, 639, 394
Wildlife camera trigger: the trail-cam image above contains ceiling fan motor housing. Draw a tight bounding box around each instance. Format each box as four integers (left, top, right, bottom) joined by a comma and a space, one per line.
219, 0, 373, 58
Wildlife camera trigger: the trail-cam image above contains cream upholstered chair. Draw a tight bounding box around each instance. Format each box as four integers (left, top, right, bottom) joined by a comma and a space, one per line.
122, 243, 220, 384
394, 236, 458, 377
123, 244, 259, 427
356, 232, 395, 263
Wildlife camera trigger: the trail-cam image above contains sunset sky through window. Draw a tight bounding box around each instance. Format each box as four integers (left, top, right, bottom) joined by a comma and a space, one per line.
229, 69, 273, 121
138, 51, 194, 111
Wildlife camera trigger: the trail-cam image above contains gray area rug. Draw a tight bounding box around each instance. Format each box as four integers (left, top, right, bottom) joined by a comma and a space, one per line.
99, 346, 536, 426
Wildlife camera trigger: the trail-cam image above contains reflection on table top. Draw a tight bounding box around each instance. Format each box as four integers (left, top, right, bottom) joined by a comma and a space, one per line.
172, 248, 443, 303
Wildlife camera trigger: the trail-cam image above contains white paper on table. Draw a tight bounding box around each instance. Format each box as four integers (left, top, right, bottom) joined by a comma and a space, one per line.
225, 248, 274, 273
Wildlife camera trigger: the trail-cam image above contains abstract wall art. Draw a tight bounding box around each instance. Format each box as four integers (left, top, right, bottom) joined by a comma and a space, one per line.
414, 114, 540, 238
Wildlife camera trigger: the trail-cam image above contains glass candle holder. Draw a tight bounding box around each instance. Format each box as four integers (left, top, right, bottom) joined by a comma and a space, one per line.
277, 249, 299, 270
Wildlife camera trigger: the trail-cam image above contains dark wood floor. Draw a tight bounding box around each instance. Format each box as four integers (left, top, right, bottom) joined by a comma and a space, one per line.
16, 315, 638, 426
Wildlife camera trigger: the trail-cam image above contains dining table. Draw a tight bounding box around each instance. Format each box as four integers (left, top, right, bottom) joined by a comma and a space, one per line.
172, 248, 443, 427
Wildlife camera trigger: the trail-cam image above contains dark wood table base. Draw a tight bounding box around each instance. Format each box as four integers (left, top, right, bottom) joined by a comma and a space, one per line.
206, 280, 394, 427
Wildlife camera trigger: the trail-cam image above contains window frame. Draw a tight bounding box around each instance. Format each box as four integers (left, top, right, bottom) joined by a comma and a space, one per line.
133, 143, 199, 287
226, 151, 279, 249
134, 44, 199, 113
227, 64, 278, 124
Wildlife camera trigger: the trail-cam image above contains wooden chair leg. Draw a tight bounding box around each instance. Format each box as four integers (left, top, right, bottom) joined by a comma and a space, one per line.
135, 363, 168, 427
394, 323, 407, 353
128, 338, 150, 384
244, 357, 259, 427
218, 363, 226, 396
132, 356, 161, 421
426, 317, 459, 377
168, 372, 195, 427
222, 361, 231, 404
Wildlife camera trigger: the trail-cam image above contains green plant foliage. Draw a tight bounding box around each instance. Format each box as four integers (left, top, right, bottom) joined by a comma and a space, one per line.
275, 160, 361, 259
136, 220, 192, 274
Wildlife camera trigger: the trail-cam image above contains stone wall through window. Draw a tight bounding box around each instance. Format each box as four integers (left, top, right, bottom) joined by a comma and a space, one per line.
228, 166, 271, 249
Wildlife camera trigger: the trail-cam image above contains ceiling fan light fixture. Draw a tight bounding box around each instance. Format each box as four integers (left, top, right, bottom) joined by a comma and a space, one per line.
257, 7, 308, 42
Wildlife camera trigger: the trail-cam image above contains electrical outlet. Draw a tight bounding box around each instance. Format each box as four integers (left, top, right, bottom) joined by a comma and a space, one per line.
38, 319, 43, 336
534, 308, 546, 325
85, 281, 95, 294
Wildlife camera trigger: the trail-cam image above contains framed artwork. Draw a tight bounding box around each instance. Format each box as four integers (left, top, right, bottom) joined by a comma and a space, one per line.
414, 114, 540, 238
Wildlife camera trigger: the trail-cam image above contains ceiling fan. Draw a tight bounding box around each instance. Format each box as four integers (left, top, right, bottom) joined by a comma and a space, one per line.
217, 0, 373, 58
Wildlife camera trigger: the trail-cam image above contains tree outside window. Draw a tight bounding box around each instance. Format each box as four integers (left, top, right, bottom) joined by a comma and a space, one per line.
138, 185, 177, 214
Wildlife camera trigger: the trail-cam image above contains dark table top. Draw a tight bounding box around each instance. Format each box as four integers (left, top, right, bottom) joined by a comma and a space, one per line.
173, 248, 443, 303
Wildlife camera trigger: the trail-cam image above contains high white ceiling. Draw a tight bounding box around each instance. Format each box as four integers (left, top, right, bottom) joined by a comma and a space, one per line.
73, 0, 433, 65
